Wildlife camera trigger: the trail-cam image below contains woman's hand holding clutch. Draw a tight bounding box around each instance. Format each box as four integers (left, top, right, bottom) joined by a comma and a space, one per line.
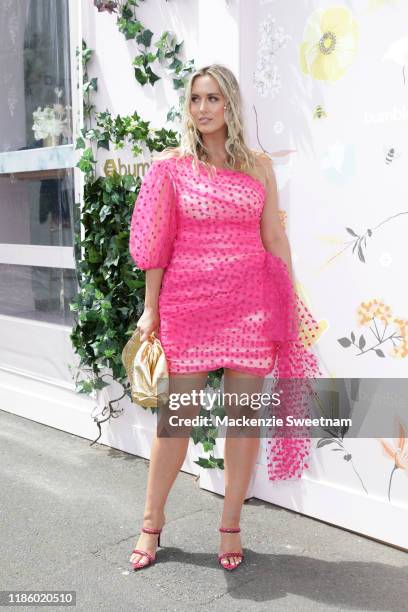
137, 306, 160, 342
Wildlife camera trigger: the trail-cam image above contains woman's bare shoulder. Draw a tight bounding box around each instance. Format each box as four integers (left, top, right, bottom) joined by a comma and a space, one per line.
247, 149, 274, 185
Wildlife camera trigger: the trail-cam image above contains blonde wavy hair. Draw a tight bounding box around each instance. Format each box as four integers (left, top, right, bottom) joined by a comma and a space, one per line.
154, 64, 267, 182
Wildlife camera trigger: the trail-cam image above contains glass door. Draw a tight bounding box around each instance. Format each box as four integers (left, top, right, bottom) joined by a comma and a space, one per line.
0, 0, 81, 384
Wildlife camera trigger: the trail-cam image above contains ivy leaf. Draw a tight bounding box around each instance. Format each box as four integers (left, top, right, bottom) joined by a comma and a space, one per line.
83, 78, 98, 93
375, 349, 385, 357
132, 55, 145, 67
134, 67, 149, 85
343, 454, 352, 461
166, 105, 182, 122
358, 335, 366, 350
190, 426, 204, 445
168, 57, 183, 71
211, 405, 225, 418
145, 51, 157, 63
346, 227, 358, 237
206, 456, 225, 469
89, 77, 98, 91
203, 440, 215, 453
194, 457, 214, 468
337, 337, 352, 348
97, 137, 110, 150
124, 278, 145, 291
99, 205, 111, 222
88, 248, 103, 263
118, 17, 142, 40
350, 331, 355, 343
173, 78, 185, 89
136, 28, 153, 48
207, 427, 219, 440
146, 67, 160, 85
93, 378, 111, 389
78, 380, 95, 394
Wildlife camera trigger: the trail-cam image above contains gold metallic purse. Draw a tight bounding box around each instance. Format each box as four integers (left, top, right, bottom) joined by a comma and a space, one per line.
121, 328, 169, 408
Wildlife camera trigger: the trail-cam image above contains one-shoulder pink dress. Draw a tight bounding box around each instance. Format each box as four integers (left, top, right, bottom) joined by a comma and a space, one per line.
129, 154, 321, 481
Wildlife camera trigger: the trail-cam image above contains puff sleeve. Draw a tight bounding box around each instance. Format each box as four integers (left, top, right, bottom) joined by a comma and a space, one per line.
129, 159, 178, 270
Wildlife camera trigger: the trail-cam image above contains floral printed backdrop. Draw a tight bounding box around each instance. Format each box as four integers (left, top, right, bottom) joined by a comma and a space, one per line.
240, 0, 408, 506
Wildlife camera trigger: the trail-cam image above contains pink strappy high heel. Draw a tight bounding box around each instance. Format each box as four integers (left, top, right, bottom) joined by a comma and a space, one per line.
218, 527, 244, 571
130, 527, 162, 571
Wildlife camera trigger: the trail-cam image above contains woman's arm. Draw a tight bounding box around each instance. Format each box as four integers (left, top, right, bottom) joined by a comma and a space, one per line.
144, 268, 164, 310
129, 158, 178, 342
258, 155, 294, 283
137, 268, 164, 342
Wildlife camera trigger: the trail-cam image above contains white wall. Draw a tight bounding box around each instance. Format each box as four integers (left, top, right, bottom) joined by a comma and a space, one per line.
75, 0, 408, 549
238, 0, 408, 545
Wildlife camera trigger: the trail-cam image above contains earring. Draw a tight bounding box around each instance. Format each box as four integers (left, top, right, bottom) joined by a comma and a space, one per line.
224, 105, 227, 109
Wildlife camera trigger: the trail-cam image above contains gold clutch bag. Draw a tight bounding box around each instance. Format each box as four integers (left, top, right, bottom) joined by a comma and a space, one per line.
121, 328, 169, 408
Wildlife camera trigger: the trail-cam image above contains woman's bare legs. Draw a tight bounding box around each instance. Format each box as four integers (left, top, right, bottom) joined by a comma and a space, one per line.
219, 368, 265, 568
130, 371, 209, 566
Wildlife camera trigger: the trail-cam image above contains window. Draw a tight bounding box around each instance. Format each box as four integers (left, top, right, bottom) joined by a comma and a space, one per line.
0, 169, 75, 247
0, 0, 80, 385
0, 0, 73, 153
0, 0, 77, 330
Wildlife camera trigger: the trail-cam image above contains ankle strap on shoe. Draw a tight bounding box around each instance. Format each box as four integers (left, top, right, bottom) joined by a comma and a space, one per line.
141, 527, 162, 534
219, 527, 240, 533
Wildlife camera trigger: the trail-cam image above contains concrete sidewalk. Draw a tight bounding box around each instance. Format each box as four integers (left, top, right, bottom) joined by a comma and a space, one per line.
1, 408, 407, 612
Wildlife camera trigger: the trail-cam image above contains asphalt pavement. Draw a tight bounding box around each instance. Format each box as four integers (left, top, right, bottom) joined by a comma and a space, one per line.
1, 409, 407, 612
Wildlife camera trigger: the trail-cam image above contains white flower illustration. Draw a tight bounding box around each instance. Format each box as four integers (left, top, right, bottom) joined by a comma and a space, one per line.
254, 14, 291, 98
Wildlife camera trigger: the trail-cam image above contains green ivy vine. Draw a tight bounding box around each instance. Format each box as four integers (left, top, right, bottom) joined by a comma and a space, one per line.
71, 39, 223, 469
94, 0, 195, 122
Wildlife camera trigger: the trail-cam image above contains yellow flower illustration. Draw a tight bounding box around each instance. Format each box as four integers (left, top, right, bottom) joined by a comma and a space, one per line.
357, 299, 393, 326
393, 318, 408, 336
392, 319, 408, 358
393, 339, 408, 358
300, 6, 359, 81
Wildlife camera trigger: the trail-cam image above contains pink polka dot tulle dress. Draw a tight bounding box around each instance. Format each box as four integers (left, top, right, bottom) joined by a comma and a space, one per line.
130, 154, 321, 481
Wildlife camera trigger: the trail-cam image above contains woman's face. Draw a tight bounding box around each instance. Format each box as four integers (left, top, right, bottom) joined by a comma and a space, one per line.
189, 74, 227, 135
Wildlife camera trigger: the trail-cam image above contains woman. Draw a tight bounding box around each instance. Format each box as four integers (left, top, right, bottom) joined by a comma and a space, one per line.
128, 64, 320, 571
